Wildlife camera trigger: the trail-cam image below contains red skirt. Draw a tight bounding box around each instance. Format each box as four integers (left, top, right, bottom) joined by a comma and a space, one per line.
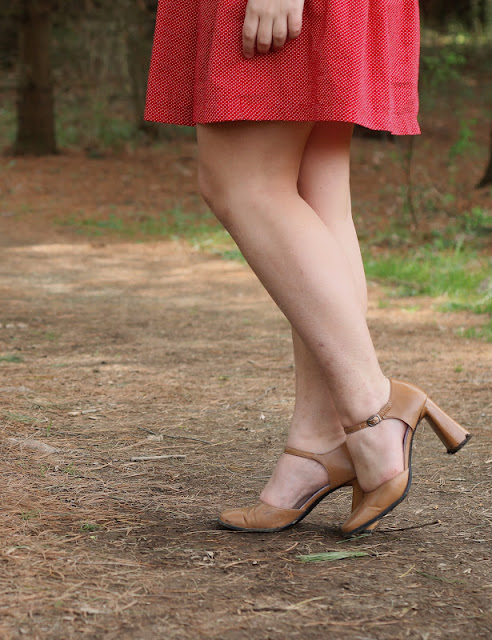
145, 1, 420, 135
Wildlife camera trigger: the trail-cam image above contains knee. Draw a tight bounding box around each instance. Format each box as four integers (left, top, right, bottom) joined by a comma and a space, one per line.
197, 156, 236, 228
198, 149, 290, 231
198, 156, 266, 231
197, 158, 222, 212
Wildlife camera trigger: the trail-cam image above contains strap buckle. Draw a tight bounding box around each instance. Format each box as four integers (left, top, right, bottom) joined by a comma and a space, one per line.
367, 414, 382, 427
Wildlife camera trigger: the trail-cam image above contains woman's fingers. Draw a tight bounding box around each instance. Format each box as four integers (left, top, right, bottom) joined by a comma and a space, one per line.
287, 8, 303, 41
256, 16, 274, 54
242, 1, 304, 59
272, 16, 288, 52
242, 8, 260, 60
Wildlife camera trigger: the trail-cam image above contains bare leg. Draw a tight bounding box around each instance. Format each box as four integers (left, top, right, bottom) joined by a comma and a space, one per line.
261, 122, 368, 507
197, 120, 405, 497
290, 121, 369, 446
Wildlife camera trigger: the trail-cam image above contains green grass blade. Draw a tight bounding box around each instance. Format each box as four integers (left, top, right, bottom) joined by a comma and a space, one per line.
297, 551, 369, 563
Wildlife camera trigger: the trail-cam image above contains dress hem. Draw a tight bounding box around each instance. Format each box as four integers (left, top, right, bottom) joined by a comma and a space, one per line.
144, 109, 421, 137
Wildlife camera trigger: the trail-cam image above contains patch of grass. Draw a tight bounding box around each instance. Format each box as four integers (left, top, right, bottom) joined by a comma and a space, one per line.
62, 463, 78, 476
439, 295, 491, 315
432, 207, 492, 246
57, 207, 241, 259
217, 248, 245, 262
462, 207, 492, 235
58, 206, 489, 339
455, 320, 492, 342
0, 354, 24, 363
21, 510, 40, 521
364, 243, 491, 316
59, 207, 218, 237
80, 523, 101, 532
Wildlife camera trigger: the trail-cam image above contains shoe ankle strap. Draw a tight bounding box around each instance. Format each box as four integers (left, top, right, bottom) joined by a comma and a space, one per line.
284, 446, 318, 460
343, 399, 393, 435
283, 444, 354, 487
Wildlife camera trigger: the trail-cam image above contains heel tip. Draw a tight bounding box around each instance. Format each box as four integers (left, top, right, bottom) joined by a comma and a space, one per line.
447, 433, 472, 455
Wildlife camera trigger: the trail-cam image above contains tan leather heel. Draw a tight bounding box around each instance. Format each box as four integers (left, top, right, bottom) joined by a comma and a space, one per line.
423, 397, 472, 454
341, 380, 472, 536
218, 442, 377, 533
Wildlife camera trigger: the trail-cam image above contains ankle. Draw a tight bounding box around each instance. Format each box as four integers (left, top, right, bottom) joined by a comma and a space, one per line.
345, 418, 407, 492
338, 377, 391, 429
260, 450, 331, 509
286, 429, 346, 455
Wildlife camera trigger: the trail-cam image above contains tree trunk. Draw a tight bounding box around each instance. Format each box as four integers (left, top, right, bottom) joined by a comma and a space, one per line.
124, 0, 185, 139
124, 0, 161, 136
14, 0, 56, 155
476, 126, 492, 188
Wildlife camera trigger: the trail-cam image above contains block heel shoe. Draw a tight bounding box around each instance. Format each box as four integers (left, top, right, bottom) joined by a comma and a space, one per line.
218, 442, 378, 533
341, 379, 472, 536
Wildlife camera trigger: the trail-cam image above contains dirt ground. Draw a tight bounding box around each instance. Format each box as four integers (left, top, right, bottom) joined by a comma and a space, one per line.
0, 139, 490, 639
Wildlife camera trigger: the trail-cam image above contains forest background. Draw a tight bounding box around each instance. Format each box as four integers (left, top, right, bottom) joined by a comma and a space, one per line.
0, 1, 491, 338
0, 1, 490, 334
0, 3, 490, 639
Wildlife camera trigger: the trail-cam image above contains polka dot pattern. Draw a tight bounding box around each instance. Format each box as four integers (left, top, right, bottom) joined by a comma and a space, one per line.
145, 0, 420, 135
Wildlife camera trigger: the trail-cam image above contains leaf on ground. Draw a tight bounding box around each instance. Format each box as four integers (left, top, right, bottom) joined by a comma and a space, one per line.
297, 551, 369, 563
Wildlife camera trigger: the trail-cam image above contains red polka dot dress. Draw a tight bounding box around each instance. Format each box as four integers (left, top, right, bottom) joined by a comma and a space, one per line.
145, 0, 420, 135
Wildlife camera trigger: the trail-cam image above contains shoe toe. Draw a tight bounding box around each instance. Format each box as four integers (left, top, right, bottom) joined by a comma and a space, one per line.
218, 507, 251, 529
218, 502, 301, 531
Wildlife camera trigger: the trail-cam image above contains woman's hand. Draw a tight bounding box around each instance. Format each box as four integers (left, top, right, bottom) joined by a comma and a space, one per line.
242, 0, 305, 59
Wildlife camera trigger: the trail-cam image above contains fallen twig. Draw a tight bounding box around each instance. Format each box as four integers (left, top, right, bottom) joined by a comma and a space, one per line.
225, 386, 276, 410
159, 434, 212, 445
279, 542, 299, 554
137, 426, 211, 444
383, 520, 440, 532
136, 426, 158, 436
